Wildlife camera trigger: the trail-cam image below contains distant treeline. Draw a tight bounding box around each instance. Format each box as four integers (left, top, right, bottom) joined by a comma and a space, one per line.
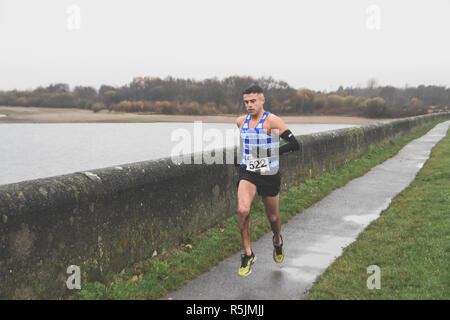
0, 76, 449, 118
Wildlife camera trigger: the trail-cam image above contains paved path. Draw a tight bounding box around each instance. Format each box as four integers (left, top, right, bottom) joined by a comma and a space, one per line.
166, 121, 450, 300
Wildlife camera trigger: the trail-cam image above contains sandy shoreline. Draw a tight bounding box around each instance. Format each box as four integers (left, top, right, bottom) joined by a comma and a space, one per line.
0, 106, 389, 124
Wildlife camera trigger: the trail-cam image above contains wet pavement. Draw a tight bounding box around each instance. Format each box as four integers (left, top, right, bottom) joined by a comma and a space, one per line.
166, 120, 450, 300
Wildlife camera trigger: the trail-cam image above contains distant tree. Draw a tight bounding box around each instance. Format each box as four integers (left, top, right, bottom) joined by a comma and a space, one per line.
180, 101, 201, 115
327, 94, 345, 109
73, 86, 97, 108
409, 97, 424, 109
312, 93, 327, 112
47, 83, 70, 93
103, 91, 118, 110
291, 89, 314, 113
74, 86, 97, 99
159, 101, 178, 114
365, 97, 387, 118
336, 86, 348, 96
99, 85, 116, 98
378, 86, 396, 103
366, 78, 378, 89
343, 95, 359, 109
92, 102, 106, 113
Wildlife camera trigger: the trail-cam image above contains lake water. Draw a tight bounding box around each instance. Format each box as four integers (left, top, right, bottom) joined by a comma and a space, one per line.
0, 122, 357, 185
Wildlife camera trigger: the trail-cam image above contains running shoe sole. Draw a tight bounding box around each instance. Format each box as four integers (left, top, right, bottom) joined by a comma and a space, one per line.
238, 256, 257, 277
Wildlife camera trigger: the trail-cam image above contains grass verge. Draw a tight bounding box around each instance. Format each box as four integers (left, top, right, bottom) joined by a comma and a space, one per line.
74, 119, 448, 300
305, 122, 449, 300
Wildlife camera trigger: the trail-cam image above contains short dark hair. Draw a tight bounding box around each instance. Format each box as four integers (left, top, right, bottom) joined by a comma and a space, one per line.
242, 84, 264, 95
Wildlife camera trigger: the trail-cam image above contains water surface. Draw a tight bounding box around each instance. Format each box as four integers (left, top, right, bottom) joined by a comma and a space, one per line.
0, 122, 356, 185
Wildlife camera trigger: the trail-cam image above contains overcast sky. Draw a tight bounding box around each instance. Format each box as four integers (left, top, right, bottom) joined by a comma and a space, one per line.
0, 0, 449, 91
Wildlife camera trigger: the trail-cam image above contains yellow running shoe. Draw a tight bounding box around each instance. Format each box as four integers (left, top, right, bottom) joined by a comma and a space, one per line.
273, 235, 284, 263
238, 252, 256, 277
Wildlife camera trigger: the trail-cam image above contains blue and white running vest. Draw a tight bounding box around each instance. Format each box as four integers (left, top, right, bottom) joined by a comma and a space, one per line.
240, 111, 280, 174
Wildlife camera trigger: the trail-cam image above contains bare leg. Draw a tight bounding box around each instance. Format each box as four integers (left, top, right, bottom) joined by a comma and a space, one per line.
237, 180, 257, 256
262, 194, 281, 244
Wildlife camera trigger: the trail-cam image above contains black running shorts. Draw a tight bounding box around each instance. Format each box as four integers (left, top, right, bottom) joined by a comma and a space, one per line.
236, 166, 281, 197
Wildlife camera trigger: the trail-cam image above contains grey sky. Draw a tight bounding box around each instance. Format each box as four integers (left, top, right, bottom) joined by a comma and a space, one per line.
0, 0, 449, 91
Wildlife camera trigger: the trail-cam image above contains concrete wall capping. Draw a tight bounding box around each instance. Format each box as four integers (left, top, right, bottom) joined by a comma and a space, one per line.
0, 112, 449, 299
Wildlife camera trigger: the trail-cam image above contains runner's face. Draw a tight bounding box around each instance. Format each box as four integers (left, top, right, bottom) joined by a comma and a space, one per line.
243, 93, 264, 116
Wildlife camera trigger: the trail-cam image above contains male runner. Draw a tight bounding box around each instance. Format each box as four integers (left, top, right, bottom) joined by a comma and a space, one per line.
236, 84, 300, 277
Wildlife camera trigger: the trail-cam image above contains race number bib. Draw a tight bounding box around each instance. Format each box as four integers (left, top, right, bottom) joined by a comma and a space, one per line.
246, 156, 269, 173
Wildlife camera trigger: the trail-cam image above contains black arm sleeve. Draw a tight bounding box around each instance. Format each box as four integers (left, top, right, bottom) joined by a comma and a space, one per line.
279, 129, 300, 155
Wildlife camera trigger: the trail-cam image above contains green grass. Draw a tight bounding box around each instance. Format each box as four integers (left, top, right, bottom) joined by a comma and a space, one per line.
306, 124, 450, 300
74, 119, 448, 300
